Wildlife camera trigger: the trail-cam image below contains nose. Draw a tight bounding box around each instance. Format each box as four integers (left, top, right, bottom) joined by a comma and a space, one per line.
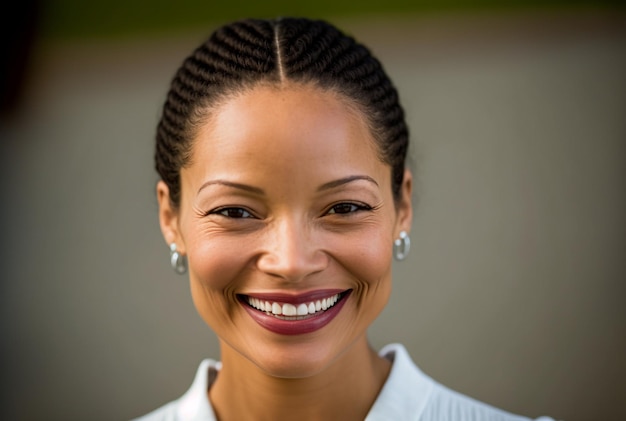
256, 218, 328, 282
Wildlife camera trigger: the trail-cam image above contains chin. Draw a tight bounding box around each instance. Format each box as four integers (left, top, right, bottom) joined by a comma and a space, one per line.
244, 340, 343, 379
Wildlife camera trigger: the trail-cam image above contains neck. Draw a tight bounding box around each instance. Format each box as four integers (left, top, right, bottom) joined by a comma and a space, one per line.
209, 336, 391, 421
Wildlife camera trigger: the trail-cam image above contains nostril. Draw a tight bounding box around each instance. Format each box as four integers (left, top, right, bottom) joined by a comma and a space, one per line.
256, 247, 328, 281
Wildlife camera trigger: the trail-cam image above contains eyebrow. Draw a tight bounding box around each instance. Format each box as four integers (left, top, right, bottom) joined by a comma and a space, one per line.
317, 175, 379, 191
197, 180, 265, 195
197, 175, 378, 195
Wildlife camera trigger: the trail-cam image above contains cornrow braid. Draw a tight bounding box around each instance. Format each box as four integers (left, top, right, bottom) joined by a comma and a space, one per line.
277, 18, 408, 198
155, 19, 278, 206
155, 17, 409, 207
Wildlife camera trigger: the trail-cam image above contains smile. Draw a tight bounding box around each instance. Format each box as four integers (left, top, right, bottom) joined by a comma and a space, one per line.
238, 290, 351, 335
246, 292, 343, 320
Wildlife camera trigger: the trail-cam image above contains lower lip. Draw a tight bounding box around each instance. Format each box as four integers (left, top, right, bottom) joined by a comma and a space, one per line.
240, 291, 352, 335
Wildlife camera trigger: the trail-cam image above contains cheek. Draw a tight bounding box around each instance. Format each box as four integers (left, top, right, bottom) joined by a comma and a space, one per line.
185, 236, 253, 323
186, 232, 253, 290
330, 229, 394, 333
331, 227, 394, 291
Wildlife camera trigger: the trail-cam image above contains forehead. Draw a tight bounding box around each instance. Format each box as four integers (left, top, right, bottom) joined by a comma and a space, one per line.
184, 83, 390, 193
200, 84, 378, 154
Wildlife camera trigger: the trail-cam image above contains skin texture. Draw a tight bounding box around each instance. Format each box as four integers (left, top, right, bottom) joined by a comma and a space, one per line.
157, 83, 413, 420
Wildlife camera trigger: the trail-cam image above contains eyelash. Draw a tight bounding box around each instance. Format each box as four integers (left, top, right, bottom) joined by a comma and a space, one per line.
326, 202, 373, 215
207, 207, 255, 219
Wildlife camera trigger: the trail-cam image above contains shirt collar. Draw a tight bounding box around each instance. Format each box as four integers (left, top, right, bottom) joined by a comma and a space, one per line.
365, 343, 434, 421
176, 358, 220, 421
174, 343, 431, 421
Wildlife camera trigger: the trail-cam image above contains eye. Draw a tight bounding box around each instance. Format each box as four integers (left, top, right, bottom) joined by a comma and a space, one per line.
210, 207, 254, 219
326, 202, 370, 215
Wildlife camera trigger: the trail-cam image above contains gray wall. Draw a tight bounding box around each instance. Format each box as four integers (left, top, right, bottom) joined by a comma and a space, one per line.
1, 10, 624, 421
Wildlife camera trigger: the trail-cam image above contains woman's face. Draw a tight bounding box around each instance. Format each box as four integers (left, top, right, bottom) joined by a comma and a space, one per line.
158, 83, 412, 378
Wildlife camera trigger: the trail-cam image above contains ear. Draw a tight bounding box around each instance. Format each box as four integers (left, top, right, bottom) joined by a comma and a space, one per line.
394, 168, 413, 237
156, 180, 185, 254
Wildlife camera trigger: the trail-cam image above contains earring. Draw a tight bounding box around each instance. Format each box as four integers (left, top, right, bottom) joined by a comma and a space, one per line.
169, 243, 187, 274
393, 231, 410, 261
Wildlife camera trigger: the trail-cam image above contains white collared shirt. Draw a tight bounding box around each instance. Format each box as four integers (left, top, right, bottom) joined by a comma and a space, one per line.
133, 344, 555, 421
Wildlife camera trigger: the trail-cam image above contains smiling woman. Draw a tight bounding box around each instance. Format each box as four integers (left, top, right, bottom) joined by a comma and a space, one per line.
133, 17, 556, 421
164, 84, 404, 386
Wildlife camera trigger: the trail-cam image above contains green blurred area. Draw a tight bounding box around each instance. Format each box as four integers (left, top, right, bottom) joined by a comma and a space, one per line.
39, 0, 622, 40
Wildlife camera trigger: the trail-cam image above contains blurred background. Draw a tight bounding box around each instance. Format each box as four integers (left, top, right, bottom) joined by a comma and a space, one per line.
1, 1, 624, 420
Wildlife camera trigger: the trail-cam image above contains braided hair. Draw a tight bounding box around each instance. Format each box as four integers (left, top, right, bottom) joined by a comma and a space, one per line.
156, 17, 409, 207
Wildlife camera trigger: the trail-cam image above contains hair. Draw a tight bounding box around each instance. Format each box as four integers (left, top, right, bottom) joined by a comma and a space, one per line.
155, 17, 409, 207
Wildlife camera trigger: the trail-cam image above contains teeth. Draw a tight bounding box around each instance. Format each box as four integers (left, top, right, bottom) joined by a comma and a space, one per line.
283, 303, 296, 316
247, 293, 342, 318
296, 303, 308, 316
272, 302, 281, 315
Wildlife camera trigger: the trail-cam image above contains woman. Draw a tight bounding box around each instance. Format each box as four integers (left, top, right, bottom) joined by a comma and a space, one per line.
135, 17, 555, 421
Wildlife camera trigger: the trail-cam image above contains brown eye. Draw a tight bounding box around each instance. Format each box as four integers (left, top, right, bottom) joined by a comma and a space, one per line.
327, 203, 367, 215
213, 207, 254, 218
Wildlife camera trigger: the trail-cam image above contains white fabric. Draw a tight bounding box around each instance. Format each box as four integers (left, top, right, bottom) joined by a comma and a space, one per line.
132, 344, 555, 421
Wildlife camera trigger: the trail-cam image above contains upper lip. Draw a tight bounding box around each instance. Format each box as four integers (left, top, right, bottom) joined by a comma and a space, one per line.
238, 289, 350, 305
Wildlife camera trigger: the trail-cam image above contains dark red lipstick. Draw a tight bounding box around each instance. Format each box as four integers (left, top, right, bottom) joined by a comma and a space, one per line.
239, 289, 351, 335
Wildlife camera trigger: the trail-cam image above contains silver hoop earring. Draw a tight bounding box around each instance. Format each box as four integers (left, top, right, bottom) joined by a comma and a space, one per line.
169, 243, 187, 275
393, 231, 410, 261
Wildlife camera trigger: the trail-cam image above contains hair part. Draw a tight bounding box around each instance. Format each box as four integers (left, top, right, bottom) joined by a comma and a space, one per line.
155, 17, 409, 207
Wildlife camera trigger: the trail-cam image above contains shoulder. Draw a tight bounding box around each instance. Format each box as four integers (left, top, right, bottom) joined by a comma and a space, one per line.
367, 343, 556, 421
424, 382, 555, 421
130, 359, 220, 421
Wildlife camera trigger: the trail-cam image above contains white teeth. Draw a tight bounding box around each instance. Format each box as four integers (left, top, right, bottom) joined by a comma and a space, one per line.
247, 293, 342, 318
297, 303, 308, 316
283, 303, 297, 316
